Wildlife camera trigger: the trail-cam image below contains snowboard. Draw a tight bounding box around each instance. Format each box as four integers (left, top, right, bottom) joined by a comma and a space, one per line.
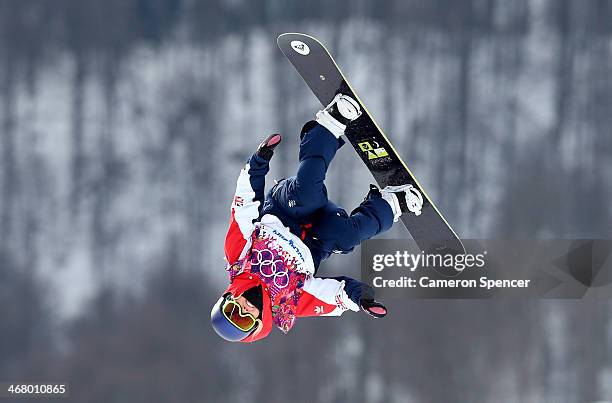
277, 33, 465, 276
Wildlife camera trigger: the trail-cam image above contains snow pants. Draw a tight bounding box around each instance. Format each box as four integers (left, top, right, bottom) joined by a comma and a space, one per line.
259, 121, 394, 269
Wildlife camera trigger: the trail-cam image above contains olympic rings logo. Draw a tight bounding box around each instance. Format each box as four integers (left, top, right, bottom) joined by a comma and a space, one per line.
251, 248, 289, 289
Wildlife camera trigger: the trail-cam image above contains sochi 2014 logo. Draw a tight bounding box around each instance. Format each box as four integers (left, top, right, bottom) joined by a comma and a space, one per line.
251, 248, 290, 288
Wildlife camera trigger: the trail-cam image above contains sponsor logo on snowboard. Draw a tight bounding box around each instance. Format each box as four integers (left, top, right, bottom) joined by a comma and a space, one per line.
290, 40, 310, 55
358, 140, 389, 160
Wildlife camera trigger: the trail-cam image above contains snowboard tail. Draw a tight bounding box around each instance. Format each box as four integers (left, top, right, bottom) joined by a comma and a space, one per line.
277, 33, 464, 276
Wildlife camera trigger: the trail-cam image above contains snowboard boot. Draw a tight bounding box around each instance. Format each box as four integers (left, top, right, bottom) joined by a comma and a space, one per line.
380, 184, 424, 221
315, 93, 362, 138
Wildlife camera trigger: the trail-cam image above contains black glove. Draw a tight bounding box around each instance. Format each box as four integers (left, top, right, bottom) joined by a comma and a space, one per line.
256, 134, 282, 161
360, 298, 388, 318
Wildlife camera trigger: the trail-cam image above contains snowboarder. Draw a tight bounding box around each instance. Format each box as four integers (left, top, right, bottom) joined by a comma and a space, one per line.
211, 94, 413, 342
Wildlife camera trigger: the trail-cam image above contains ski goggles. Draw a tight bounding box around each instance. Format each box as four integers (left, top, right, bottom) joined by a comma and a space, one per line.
221, 295, 261, 332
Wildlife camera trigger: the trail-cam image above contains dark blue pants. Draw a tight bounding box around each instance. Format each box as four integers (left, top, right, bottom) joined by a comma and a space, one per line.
260, 122, 394, 268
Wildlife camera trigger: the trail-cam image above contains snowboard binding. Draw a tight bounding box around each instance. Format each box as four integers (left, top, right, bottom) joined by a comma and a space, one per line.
315, 93, 362, 138
381, 184, 424, 221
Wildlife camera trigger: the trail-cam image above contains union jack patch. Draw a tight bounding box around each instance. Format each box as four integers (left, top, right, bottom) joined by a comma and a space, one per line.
233, 196, 244, 206
335, 294, 348, 311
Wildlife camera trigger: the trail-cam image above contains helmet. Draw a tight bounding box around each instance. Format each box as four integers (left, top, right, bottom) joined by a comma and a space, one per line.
210, 295, 256, 342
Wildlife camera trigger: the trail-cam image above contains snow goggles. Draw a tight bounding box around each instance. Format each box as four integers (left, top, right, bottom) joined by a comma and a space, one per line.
222, 296, 261, 332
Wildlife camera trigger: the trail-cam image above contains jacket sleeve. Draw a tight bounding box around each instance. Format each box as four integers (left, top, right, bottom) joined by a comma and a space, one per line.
297, 276, 374, 317
224, 154, 269, 265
